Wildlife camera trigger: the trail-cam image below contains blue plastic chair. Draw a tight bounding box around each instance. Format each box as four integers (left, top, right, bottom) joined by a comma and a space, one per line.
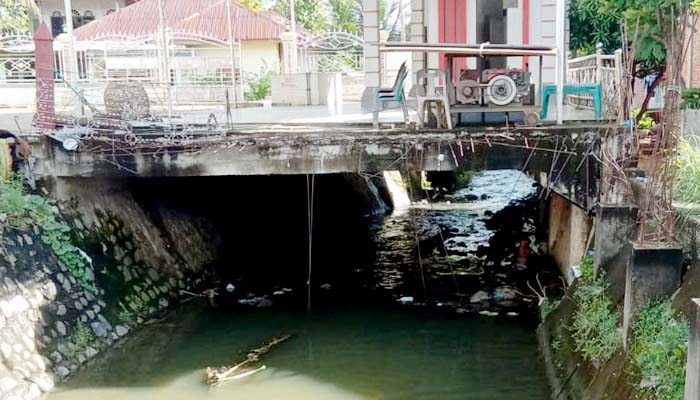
373, 62, 409, 128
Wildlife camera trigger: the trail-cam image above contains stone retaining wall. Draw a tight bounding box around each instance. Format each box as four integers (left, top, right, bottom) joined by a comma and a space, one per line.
0, 177, 219, 400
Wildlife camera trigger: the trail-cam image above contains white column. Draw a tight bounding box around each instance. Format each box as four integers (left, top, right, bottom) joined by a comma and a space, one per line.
410, 0, 425, 75
555, 0, 566, 124
363, 0, 381, 88
62, 0, 78, 82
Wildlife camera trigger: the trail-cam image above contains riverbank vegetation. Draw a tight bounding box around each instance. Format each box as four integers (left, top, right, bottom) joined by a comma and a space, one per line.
569, 256, 622, 367
676, 135, 700, 220
631, 299, 689, 400
0, 175, 91, 289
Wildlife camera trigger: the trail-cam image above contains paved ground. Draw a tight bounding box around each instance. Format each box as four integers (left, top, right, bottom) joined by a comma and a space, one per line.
0, 100, 597, 135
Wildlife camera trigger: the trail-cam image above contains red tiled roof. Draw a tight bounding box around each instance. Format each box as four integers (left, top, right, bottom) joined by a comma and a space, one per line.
74, 0, 291, 42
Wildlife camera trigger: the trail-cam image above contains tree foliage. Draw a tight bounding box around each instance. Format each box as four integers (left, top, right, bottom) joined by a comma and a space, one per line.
0, 0, 36, 33
329, 0, 363, 34
239, 0, 264, 11
270, 0, 329, 32
569, 0, 622, 55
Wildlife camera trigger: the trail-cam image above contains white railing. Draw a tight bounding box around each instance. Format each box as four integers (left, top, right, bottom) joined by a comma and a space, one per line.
567, 46, 623, 119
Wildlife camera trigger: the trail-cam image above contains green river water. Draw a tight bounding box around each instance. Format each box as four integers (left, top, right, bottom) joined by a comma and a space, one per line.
44, 304, 550, 400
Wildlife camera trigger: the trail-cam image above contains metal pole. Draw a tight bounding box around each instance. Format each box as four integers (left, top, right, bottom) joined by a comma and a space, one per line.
399, 0, 406, 42
63, 0, 80, 114
157, 0, 172, 117
226, 0, 239, 107
555, 0, 565, 125
290, 0, 296, 35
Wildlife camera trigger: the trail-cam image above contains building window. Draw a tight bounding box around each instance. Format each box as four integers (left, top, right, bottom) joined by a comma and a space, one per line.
83, 10, 95, 23
50, 11, 65, 37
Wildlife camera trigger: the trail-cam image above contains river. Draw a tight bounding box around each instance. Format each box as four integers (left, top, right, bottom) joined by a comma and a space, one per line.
45, 305, 550, 400
43, 170, 554, 399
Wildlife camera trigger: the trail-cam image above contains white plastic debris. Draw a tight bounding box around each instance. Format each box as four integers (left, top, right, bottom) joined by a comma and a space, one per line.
398, 296, 414, 304
226, 283, 235, 293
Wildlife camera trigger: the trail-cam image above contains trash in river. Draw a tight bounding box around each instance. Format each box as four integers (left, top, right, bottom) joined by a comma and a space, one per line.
226, 283, 236, 293
470, 291, 490, 303
397, 296, 414, 304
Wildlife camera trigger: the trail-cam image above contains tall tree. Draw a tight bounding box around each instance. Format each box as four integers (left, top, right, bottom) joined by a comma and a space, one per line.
328, 0, 362, 34
569, 0, 622, 55
270, 0, 329, 32
0, 0, 37, 33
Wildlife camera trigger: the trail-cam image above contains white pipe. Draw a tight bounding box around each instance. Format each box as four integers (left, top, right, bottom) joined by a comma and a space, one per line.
555, 0, 565, 125
399, 0, 406, 42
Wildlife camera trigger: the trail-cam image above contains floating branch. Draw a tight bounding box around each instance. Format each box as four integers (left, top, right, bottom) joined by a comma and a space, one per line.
205, 334, 293, 386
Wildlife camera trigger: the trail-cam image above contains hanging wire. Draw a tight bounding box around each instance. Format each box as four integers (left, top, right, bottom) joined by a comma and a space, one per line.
306, 173, 315, 312
403, 144, 428, 300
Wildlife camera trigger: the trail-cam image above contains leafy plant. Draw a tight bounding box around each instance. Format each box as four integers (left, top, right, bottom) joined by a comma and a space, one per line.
676, 135, 700, 224
0, 175, 92, 290
570, 261, 621, 367
540, 297, 561, 320
682, 88, 700, 109
631, 299, 689, 400
244, 67, 273, 101
634, 108, 656, 129
68, 321, 94, 357
454, 170, 475, 190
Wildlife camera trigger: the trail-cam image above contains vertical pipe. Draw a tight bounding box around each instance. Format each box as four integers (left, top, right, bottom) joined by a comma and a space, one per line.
399, 0, 406, 42
63, 0, 80, 115
555, 0, 565, 125
226, 0, 239, 108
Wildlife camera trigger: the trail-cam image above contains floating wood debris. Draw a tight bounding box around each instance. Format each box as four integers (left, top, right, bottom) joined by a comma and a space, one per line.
205, 335, 293, 386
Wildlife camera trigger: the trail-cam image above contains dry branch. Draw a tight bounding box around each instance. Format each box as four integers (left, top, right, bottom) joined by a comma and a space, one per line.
205, 334, 293, 385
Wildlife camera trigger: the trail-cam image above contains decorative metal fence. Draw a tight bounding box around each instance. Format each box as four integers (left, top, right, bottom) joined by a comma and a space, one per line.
0, 33, 35, 82
301, 31, 364, 73
566, 47, 623, 119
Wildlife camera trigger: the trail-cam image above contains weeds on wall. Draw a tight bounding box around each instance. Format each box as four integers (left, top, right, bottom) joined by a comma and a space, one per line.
570, 256, 622, 367
68, 321, 94, 358
0, 175, 92, 290
631, 299, 689, 400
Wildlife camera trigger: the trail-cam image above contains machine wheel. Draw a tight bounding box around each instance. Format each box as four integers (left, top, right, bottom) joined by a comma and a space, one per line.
487, 75, 517, 106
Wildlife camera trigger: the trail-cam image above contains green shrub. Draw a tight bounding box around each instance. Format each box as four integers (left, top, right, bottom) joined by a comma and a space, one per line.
244, 67, 272, 101
454, 170, 475, 189
634, 108, 656, 129
682, 88, 700, 109
631, 299, 689, 400
570, 256, 621, 367
0, 175, 92, 290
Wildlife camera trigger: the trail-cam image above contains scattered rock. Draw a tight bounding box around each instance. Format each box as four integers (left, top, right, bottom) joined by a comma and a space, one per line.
56, 304, 67, 316
55, 321, 66, 337
55, 366, 70, 379
115, 325, 129, 337
30, 372, 54, 392
90, 321, 109, 338
85, 347, 98, 359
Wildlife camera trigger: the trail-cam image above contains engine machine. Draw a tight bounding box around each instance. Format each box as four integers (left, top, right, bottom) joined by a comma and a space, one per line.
455, 68, 534, 106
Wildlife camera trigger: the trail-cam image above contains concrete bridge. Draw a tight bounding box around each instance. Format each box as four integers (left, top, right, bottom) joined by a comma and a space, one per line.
36, 123, 604, 210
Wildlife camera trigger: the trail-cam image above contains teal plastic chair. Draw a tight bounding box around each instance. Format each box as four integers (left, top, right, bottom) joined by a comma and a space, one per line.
540, 83, 603, 120
373, 63, 409, 128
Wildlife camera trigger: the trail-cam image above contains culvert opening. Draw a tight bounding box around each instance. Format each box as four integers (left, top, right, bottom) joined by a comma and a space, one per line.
45, 170, 565, 400
123, 170, 563, 315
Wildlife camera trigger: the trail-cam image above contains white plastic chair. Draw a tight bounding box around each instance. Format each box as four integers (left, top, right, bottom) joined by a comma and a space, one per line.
415, 69, 453, 129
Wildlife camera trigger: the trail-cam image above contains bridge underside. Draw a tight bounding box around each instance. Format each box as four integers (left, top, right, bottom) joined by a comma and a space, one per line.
38, 123, 604, 209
